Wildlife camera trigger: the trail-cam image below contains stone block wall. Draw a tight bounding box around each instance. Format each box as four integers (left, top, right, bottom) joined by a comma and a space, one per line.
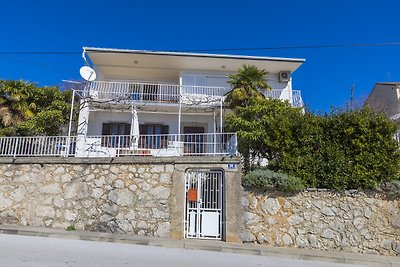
0, 163, 173, 237
0, 157, 242, 241
241, 190, 400, 255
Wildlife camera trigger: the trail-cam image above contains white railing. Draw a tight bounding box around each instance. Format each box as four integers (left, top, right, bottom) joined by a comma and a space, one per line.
86, 81, 303, 107
0, 133, 237, 157
181, 85, 231, 96
292, 90, 303, 108
263, 89, 303, 108
87, 81, 230, 103
0, 136, 77, 157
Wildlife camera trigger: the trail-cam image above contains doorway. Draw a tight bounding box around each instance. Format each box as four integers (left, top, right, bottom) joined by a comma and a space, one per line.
184, 169, 224, 240
183, 127, 205, 155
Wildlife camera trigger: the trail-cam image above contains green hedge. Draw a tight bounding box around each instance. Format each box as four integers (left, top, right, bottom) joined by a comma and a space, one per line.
225, 97, 400, 191
242, 168, 305, 193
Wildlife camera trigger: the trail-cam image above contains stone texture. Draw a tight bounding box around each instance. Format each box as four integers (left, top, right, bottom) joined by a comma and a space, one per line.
0, 162, 173, 238
261, 198, 281, 215
241, 190, 400, 256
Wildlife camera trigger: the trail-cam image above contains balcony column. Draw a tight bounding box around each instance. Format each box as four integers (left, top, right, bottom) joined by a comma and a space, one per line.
178, 78, 182, 155
75, 96, 90, 157
213, 110, 216, 155
65, 89, 76, 157
220, 98, 223, 133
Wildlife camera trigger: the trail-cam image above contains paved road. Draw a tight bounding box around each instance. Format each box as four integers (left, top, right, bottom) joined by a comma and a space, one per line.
0, 234, 365, 267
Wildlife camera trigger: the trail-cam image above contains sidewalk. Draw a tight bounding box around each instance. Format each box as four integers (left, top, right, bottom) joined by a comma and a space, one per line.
0, 225, 398, 267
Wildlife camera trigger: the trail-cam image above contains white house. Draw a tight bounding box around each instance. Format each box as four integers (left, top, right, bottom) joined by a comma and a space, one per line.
73, 47, 305, 158
0, 47, 305, 158
365, 82, 400, 120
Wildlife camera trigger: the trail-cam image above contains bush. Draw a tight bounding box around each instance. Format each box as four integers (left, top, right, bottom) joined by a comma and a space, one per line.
277, 108, 400, 190
227, 99, 400, 191
243, 169, 305, 193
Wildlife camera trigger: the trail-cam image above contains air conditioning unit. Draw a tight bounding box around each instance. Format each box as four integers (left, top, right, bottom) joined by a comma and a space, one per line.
279, 71, 291, 83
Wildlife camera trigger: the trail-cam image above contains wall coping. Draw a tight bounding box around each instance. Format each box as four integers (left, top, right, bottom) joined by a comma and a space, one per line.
0, 156, 241, 165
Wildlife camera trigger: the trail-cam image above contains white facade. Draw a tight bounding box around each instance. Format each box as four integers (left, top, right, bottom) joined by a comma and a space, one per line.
365, 82, 400, 119
74, 47, 305, 157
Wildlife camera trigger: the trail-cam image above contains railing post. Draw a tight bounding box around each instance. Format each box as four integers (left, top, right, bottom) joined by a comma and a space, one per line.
66, 89, 76, 157
13, 138, 19, 158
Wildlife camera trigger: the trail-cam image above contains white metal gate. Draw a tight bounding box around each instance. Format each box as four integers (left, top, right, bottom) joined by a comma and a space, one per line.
184, 169, 224, 240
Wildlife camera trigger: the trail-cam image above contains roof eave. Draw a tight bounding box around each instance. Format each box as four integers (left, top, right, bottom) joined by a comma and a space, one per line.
83, 46, 306, 64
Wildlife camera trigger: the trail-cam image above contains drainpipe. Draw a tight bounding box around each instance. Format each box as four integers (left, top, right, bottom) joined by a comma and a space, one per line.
82, 48, 89, 66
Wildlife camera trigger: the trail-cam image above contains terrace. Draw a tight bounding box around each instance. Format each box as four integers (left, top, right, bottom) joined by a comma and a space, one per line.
86, 81, 303, 108
0, 133, 237, 157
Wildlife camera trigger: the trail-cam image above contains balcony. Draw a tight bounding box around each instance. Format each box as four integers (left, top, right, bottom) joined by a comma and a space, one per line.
86, 81, 230, 106
85, 81, 303, 108
0, 133, 237, 158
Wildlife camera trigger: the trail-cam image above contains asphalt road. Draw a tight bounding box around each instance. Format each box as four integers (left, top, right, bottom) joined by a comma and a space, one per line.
0, 234, 366, 267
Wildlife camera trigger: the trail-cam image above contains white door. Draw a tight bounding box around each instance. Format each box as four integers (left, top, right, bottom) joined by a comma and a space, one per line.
184, 169, 224, 240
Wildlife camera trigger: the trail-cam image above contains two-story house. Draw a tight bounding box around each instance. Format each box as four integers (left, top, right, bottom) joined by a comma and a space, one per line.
0, 47, 305, 241
74, 47, 305, 158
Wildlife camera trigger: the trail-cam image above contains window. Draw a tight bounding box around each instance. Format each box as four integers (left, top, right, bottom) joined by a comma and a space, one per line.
102, 123, 130, 147
139, 124, 169, 149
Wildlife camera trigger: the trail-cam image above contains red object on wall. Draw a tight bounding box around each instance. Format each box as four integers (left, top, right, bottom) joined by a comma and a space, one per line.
188, 188, 197, 202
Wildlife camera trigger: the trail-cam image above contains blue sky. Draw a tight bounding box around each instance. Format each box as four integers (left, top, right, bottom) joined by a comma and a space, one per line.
1, 0, 399, 112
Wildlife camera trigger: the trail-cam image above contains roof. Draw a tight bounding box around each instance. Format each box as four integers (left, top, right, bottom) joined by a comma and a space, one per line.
375, 82, 400, 86
82, 47, 305, 79
83, 47, 305, 64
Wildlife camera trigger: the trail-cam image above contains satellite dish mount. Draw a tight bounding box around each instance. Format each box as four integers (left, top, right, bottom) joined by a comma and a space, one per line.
80, 66, 96, 81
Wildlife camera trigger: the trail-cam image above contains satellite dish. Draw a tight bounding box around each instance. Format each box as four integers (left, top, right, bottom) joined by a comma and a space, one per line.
80, 66, 96, 81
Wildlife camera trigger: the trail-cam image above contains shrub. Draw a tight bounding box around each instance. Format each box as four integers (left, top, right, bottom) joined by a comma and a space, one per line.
66, 225, 76, 231
227, 99, 400, 191
243, 169, 305, 193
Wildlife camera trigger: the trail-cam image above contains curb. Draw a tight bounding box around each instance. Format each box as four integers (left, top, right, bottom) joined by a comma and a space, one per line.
0, 225, 398, 267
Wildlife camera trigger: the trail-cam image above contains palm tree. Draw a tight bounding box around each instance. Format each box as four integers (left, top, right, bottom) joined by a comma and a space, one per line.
225, 65, 270, 109
0, 80, 36, 127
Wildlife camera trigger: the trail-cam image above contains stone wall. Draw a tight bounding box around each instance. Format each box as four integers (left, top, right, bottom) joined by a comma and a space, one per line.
0, 162, 172, 237
240, 189, 400, 255
0, 157, 242, 240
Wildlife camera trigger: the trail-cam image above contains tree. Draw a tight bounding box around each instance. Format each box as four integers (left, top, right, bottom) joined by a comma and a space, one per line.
225, 65, 270, 109
225, 97, 303, 172
227, 99, 400, 190
0, 80, 75, 136
0, 80, 36, 127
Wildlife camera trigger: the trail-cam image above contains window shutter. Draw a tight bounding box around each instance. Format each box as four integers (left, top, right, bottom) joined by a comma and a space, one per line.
102, 123, 110, 135
101, 123, 110, 147
161, 125, 169, 134
139, 124, 147, 135
124, 124, 131, 136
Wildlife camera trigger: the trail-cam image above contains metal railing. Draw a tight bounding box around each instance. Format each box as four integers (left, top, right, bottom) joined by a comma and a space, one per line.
86, 81, 230, 103
292, 90, 304, 108
86, 81, 303, 107
263, 89, 303, 108
0, 133, 237, 157
0, 136, 77, 157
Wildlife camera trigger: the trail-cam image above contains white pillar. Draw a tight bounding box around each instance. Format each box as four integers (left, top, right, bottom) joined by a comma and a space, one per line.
178, 77, 182, 155
213, 110, 216, 155
76, 97, 90, 157
65, 90, 76, 157
220, 98, 223, 134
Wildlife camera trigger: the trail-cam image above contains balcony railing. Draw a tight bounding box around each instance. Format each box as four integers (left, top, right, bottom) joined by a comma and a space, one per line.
85, 81, 303, 107
0, 133, 237, 157
263, 89, 303, 108
86, 81, 230, 104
